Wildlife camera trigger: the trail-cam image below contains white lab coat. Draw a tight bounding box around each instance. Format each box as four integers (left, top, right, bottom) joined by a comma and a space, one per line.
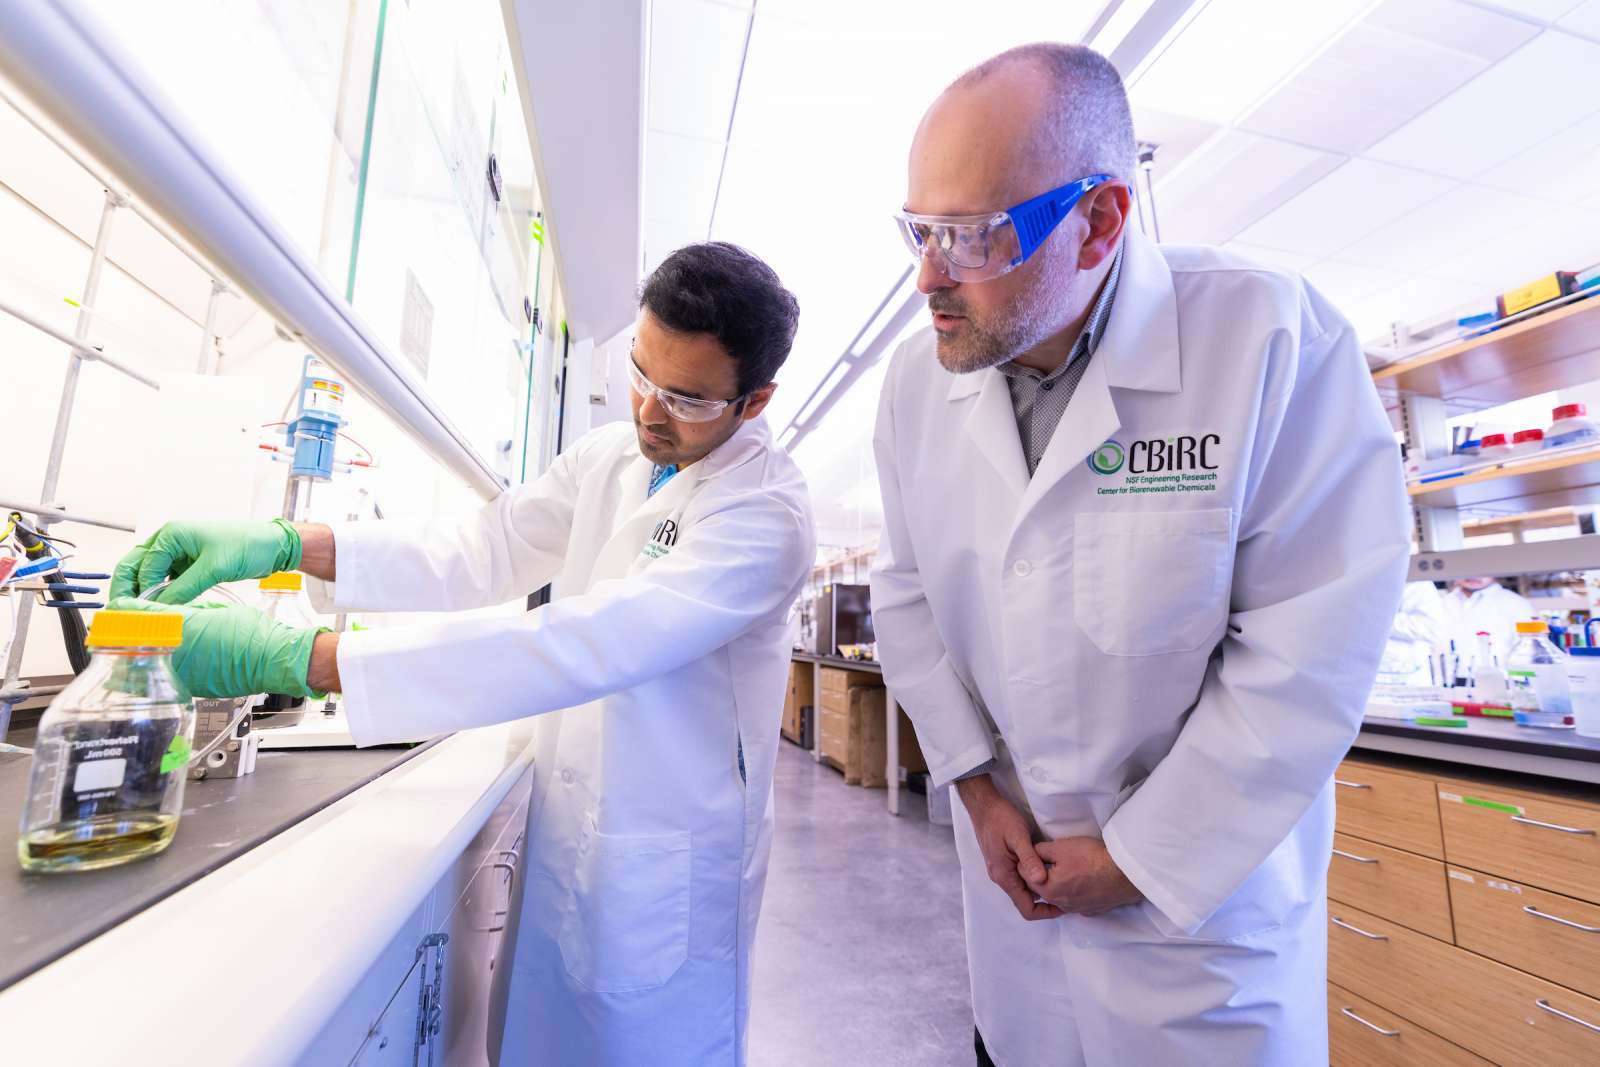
1443, 582, 1534, 676
1379, 581, 1447, 685
308, 417, 814, 1065
870, 229, 1409, 1065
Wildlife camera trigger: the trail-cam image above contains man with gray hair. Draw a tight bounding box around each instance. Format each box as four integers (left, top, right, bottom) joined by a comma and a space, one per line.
871, 43, 1408, 1064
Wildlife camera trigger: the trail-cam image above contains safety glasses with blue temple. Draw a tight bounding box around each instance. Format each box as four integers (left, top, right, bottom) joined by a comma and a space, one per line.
894, 174, 1116, 282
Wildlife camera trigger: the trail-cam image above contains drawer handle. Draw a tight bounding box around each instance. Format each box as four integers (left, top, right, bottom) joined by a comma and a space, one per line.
1332, 848, 1379, 865
1334, 778, 1372, 790
1339, 1007, 1400, 1037
1511, 815, 1597, 836
1536, 999, 1600, 1035
1331, 916, 1389, 941
1525, 905, 1600, 934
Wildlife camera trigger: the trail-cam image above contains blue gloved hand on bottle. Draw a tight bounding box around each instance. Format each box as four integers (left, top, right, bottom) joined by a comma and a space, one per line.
109, 519, 303, 604
109, 597, 324, 700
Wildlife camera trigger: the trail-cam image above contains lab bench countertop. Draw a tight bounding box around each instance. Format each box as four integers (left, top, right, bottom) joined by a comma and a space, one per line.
0, 736, 432, 993
0, 717, 539, 1063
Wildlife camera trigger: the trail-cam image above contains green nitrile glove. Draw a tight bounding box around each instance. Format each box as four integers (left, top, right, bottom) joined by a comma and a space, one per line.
109, 597, 324, 700
110, 519, 302, 604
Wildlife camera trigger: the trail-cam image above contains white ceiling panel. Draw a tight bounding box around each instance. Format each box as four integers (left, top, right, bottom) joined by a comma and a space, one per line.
1237, 21, 1498, 154
644, 130, 723, 232
1154, 130, 1343, 245
647, 0, 750, 141
1133, 107, 1222, 176
1478, 0, 1586, 21
1336, 182, 1577, 280
1368, 0, 1542, 62
1339, 272, 1484, 337
643, 214, 713, 276
1235, 158, 1456, 257
1129, 0, 1376, 124
1480, 110, 1600, 201
1561, 0, 1600, 35
1366, 30, 1600, 176
1303, 258, 1412, 309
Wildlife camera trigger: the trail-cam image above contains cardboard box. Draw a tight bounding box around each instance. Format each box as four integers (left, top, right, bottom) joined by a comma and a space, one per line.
782, 660, 814, 746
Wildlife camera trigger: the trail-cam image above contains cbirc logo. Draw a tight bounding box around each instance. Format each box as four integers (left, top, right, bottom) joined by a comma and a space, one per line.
1088, 440, 1125, 475
1088, 434, 1221, 476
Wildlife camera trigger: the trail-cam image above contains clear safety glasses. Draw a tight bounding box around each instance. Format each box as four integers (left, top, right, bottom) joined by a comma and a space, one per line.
627, 358, 744, 423
893, 174, 1115, 282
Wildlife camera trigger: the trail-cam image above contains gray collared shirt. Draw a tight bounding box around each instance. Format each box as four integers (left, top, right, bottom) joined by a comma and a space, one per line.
996, 241, 1124, 476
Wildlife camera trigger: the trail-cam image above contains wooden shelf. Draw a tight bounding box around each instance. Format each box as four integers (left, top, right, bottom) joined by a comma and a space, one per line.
1410, 447, 1600, 510
1373, 295, 1600, 411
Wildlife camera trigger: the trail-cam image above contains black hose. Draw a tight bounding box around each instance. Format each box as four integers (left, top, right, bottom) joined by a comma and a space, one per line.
8, 514, 91, 675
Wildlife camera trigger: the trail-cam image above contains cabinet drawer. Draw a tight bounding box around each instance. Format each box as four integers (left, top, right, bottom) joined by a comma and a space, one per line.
1328, 983, 1490, 1066
1449, 866, 1600, 1001
1437, 786, 1600, 905
1329, 902, 1600, 1066
1328, 832, 1452, 942
1334, 760, 1443, 859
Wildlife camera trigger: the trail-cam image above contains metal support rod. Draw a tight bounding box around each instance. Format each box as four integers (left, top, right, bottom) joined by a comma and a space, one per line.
0, 498, 134, 533
2, 188, 122, 739
1136, 142, 1161, 243
0, 84, 232, 292
196, 277, 226, 375
0, 292, 161, 390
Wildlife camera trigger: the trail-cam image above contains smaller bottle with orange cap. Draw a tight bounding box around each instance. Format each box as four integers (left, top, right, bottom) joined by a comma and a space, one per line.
254, 572, 318, 729
17, 608, 195, 872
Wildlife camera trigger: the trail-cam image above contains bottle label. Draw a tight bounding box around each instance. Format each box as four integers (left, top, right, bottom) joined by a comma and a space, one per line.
66, 734, 140, 802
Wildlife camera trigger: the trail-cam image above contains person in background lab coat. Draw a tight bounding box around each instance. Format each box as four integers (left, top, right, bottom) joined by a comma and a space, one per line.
1378, 581, 1447, 685
110, 243, 815, 1066
1443, 577, 1534, 678
871, 44, 1409, 1065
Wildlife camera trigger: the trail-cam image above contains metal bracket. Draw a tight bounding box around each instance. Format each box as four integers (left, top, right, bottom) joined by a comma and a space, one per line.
412, 932, 449, 1067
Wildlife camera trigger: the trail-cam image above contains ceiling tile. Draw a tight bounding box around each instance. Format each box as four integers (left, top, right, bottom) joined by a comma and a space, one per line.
1154, 130, 1343, 245
643, 130, 724, 234
1477, 0, 1587, 21
1303, 258, 1412, 309
1558, 0, 1600, 36
1235, 158, 1457, 257
647, 0, 751, 141
1480, 110, 1600, 201
1133, 108, 1222, 176
1237, 21, 1494, 154
1367, 0, 1542, 62
1129, 0, 1376, 124
1366, 30, 1600, 176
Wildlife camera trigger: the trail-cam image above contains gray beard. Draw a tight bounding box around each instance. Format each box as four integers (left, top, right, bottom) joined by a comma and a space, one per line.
933, 255, 1076, 374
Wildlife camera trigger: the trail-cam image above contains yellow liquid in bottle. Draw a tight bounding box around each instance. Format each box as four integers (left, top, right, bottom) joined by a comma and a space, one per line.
19, 812, 179, 873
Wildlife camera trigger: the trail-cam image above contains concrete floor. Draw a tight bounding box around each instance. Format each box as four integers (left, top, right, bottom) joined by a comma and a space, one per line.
749, 741, 974, 1066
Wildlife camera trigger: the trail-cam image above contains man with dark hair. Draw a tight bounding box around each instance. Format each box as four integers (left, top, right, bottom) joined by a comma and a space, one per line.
112, 242, 815, 1065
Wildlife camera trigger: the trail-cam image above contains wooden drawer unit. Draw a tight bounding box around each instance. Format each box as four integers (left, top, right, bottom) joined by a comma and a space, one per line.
1328, 983, 1489, 1066
1437, 784, 1600, 905
1334, 759, 1443, 858
1329, 902, 1600, 1066
1328, 832, 1453, 942
1449, 866, 1600, 1002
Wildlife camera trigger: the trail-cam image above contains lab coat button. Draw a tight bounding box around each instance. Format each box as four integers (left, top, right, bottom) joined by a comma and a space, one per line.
1029, 765, 1047, 784
1013, 560, 1032, 577
561, 768, 575, 786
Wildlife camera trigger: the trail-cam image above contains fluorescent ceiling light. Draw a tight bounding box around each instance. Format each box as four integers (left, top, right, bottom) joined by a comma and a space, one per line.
1089, 0, 1165, 54
790, 360, 853, 428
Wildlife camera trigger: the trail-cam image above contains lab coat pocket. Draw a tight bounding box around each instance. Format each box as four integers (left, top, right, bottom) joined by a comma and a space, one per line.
1073, 508, 1233, 656
558, 820, 692, 994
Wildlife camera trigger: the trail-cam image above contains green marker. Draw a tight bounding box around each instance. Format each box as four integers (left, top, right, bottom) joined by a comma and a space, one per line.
1414, 717, 1467, 728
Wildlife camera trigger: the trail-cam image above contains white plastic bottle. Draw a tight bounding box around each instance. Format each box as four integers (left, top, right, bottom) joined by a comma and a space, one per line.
1545, 403, 1600, 450
1471, 631, 1508, 703
1506, 620, 1574, 728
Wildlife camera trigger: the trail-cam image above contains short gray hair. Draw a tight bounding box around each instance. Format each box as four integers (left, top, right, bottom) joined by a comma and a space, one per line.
955, 43, 1136, 182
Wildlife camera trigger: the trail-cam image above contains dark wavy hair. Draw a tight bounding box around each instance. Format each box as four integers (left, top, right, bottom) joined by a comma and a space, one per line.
639, 242, 800, 396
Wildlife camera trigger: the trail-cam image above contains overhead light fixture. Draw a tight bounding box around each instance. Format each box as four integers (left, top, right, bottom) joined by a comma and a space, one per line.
848, 266, 918, 358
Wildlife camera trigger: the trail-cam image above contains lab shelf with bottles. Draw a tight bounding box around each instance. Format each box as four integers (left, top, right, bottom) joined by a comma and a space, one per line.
1408, 444, 1600, 512
1374, 292, 1600, 418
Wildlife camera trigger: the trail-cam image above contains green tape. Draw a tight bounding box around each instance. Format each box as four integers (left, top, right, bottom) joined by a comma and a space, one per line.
160, 735, 192, 774
1464, 796, 1520, 815
1415, 717, 1467, 728
1481, 706, 1515, 718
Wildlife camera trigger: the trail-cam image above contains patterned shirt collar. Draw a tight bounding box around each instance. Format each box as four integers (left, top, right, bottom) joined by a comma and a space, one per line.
997, 240, 1124, 382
